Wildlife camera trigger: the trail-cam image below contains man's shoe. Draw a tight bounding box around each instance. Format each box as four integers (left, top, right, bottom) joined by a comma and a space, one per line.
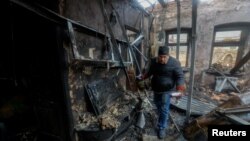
158, 129, 166, 139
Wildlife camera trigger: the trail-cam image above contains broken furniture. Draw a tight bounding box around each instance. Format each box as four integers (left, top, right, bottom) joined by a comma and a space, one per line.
212, 67, 241, 93
215, 76, 238, 92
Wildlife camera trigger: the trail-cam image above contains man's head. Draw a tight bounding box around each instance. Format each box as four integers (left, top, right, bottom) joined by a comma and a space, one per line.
158, 46, 169, 64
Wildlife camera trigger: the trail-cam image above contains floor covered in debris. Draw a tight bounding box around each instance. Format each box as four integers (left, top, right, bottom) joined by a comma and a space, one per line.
74, 83, 250, 141
75, 90, 189, 141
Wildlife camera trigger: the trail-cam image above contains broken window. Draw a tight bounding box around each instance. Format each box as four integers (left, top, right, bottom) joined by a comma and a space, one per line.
210, 24, 250, 72
166, 28, 191, 67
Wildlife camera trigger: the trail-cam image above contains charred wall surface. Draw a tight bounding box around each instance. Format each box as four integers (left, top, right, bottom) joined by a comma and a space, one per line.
61, 0, 151, 127
3, 0, 151, 140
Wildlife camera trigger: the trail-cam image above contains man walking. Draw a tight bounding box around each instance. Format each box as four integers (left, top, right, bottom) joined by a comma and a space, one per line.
139, 46, 185, 139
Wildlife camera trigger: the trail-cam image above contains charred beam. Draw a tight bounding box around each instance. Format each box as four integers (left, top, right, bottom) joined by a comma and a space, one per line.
98, 0, 131, 87
230, 50, 250, 74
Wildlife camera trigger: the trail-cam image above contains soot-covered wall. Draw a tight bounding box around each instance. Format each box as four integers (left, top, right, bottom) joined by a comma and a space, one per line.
61, 0, 150, 126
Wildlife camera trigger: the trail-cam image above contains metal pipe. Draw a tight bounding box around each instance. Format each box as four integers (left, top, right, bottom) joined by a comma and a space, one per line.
130, 34, 144, 46
132, 45, 148, 62
176, 0, 181, 60
186, 0, 198, 121
130, 34, 148, 62
108, 38, 115, 61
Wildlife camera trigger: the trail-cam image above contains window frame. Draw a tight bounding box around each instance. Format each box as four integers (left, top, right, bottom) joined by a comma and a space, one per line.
209, 23, 250, 70
165, 28, 191, 68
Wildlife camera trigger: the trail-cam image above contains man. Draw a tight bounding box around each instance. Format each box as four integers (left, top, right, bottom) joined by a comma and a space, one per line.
139, 46, 185, 139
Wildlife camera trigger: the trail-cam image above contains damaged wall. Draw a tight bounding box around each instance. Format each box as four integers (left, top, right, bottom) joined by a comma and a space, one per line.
151, 0, 250, 87
61, 0, 151, 126
150, 0, 192, 57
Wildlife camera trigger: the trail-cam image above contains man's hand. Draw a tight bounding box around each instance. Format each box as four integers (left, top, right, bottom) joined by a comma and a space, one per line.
176, 85, 185, 92
174, 84, 186, 100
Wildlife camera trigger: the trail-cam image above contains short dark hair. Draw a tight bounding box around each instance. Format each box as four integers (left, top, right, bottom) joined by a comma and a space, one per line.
158, 46, 169, 55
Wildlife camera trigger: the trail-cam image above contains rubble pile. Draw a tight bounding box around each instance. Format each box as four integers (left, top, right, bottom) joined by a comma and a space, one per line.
75, 77, 250, 141
75, 91, 138, 130
193, 85, 239, 105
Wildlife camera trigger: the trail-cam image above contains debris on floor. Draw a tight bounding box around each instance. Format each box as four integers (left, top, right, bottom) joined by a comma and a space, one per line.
183, 92, 250, 141
74, 77, 250, 141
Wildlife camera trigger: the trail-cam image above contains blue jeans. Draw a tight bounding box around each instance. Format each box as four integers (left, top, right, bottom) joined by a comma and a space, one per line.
154, 91, 171, 130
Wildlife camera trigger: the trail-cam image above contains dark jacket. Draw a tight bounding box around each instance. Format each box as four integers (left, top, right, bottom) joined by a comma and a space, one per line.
146, 56, 185, 93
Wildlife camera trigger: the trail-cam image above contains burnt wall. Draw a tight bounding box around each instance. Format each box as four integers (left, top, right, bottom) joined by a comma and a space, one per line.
62, 0, 150, 125
64, 0, 144, 40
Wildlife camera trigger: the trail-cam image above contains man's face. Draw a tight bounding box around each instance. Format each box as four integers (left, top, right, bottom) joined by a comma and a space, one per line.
158, 55, 169, 64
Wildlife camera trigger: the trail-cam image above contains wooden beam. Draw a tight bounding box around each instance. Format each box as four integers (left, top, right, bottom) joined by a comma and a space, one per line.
230, 50, 250, 74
